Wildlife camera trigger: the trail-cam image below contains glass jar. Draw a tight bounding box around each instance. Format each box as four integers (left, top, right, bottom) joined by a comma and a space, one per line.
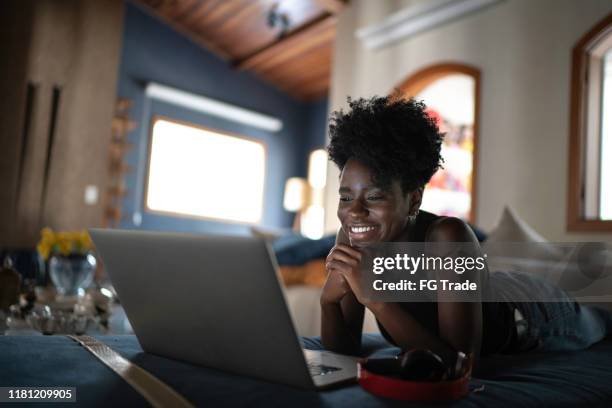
48, 253, 96, 296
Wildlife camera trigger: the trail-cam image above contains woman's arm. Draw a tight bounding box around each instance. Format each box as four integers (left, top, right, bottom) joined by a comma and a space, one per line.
339, 217, 483, 365
367, 302, 458, 363
320, 229, 365, 355
426, 217, 483, 362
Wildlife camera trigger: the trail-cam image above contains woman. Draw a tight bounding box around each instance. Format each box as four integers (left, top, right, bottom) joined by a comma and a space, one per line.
318, 95, 611, 367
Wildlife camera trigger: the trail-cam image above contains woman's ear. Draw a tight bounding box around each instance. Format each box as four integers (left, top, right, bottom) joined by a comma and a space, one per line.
408, 188, 423, 215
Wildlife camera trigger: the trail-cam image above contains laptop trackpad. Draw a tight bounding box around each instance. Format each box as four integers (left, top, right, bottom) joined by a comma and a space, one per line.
303, 349, 359, 388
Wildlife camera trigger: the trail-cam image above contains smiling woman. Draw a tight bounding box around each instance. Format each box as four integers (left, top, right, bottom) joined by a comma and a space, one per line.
316, 95, 612, 372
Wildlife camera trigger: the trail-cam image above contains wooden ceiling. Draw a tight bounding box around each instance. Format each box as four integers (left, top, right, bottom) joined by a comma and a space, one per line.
134, 0, 347, 101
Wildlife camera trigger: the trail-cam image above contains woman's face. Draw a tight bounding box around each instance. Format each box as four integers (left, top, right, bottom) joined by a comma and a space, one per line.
338, 159, 415, 248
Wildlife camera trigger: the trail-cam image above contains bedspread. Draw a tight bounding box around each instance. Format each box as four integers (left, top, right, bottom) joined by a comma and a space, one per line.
1, 335, 611, 407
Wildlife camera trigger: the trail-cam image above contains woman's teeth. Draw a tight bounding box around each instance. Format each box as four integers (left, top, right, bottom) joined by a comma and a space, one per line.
351, 226, 375, 233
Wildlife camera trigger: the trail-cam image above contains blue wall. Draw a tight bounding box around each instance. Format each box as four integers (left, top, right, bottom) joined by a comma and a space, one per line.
116, 2, 329, 235
300, 98, 329, 175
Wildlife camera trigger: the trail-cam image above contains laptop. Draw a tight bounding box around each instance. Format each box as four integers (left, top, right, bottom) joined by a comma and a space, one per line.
90, 229, 359, 389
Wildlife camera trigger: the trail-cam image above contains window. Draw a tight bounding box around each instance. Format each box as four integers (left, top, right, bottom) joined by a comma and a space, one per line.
601, 50, 612, 220
568, 13, 612, 231
145, 118, 266, 223
397, 63, 480, 222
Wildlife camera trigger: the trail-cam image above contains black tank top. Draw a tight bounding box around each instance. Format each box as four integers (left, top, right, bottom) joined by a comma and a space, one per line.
376, 210, 513, 355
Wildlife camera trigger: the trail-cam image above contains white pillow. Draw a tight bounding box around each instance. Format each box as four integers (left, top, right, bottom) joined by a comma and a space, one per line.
485, 206, 548, 243
483, 206, 563, 262
484, 206, 612, 311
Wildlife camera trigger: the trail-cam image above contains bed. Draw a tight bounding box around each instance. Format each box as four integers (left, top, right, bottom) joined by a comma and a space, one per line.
2, 335, 611, 407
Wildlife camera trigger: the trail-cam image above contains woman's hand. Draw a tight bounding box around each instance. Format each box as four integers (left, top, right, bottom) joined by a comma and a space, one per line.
323, 244, 368, 305
320, 268, 351, 305
321, 245, 356, 305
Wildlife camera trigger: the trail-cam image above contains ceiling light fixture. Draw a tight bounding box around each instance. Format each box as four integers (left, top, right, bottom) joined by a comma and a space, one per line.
267, 2, 290, 37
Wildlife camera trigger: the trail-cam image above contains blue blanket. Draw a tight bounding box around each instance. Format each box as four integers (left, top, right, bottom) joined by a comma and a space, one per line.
1, 335, 612, 407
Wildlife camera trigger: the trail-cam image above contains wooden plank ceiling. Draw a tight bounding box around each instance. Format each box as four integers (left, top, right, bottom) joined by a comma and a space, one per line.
134, 0, 346, 101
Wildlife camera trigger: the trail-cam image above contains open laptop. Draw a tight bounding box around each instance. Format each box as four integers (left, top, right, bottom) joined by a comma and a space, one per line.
90, 229, 359, 389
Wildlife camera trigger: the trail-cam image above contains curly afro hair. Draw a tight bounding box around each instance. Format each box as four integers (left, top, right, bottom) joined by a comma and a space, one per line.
327, 95, 444, 192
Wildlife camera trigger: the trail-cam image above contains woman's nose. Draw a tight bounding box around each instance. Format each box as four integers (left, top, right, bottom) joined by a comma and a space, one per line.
348, 199, 368, 217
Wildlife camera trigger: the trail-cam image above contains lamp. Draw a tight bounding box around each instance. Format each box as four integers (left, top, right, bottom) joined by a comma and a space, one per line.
284, 177, 309, 231
283, 149, 329, 239
283, 177, 309, 212
308, 149, 328, 190
300, 204, 325, 240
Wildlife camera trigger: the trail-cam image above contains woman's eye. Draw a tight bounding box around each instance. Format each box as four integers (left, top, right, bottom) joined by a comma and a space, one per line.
367, 195, 384, 201
339, 196, 352, 202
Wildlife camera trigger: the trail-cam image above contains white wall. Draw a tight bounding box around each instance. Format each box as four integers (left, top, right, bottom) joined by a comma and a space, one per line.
324, 0, 612, 243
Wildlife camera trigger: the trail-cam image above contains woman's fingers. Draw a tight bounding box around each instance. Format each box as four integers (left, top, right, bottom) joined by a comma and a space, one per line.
325, 244, 364, 301
327, 250, 360, 266
326, 260, 355, 276
321, 268, 351, 304
326, 244, 361, 267
327, 260, 359, 286
334, 244, 362, 260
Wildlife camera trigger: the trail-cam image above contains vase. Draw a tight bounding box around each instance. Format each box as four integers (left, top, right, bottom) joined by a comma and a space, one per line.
48, 253, 96, 297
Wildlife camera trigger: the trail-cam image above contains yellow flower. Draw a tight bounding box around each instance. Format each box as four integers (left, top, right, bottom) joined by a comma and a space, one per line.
37, 242, 50, 261
37, 227, 96, 259
79, 230, 93, 250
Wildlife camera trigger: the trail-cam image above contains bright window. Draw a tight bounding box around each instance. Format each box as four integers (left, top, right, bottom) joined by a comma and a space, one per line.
600, 50, 612, 220
146, 118, 265, 223
398, 64, 480, 222
568, 13, 612, 230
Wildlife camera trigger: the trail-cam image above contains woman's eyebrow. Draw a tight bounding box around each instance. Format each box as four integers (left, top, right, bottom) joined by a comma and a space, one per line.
339, 185, 383, 193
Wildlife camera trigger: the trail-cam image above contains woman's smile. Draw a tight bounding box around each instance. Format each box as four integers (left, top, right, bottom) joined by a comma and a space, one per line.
349, 225, 377, 233
347, 224, 379, 243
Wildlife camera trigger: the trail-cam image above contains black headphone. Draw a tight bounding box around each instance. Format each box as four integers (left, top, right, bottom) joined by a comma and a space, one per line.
362, 349, 467, 381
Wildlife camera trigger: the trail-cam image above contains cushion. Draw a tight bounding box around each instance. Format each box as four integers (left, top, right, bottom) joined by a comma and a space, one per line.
482, 207, 612, 311
486, 206, 548, 243
467, 223, 488, 242
483, 206, 563, 261
272, 234, 335, 266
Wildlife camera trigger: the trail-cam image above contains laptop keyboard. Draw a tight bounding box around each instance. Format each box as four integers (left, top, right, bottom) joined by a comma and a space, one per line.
307, 361, 341, 377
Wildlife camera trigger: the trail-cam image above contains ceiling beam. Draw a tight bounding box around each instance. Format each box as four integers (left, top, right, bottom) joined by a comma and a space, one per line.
315, 0, 347, 14
235, 14, 336, 71
262, 51, 331, 84
286, 70, 330, 96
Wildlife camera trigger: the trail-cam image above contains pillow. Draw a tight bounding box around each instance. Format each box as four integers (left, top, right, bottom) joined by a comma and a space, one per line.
485, 206, 548, 243
467, 223, 488, 242
483, 206, 563, 262
272, 234, 336, 266
245, 232, 334, 287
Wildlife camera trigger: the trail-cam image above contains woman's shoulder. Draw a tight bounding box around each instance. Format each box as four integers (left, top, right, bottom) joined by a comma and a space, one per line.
418, 212, 476, 243
411, 210, 442, 241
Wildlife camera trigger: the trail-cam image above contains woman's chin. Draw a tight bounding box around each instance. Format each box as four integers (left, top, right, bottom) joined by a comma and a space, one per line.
348, 232, 381, 247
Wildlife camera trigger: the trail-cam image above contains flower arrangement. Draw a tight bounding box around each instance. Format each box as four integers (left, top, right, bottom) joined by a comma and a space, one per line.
37, 228, 94, 261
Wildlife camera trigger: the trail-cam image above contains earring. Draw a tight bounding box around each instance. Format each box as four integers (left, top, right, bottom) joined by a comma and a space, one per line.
408, 210, 419, 224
